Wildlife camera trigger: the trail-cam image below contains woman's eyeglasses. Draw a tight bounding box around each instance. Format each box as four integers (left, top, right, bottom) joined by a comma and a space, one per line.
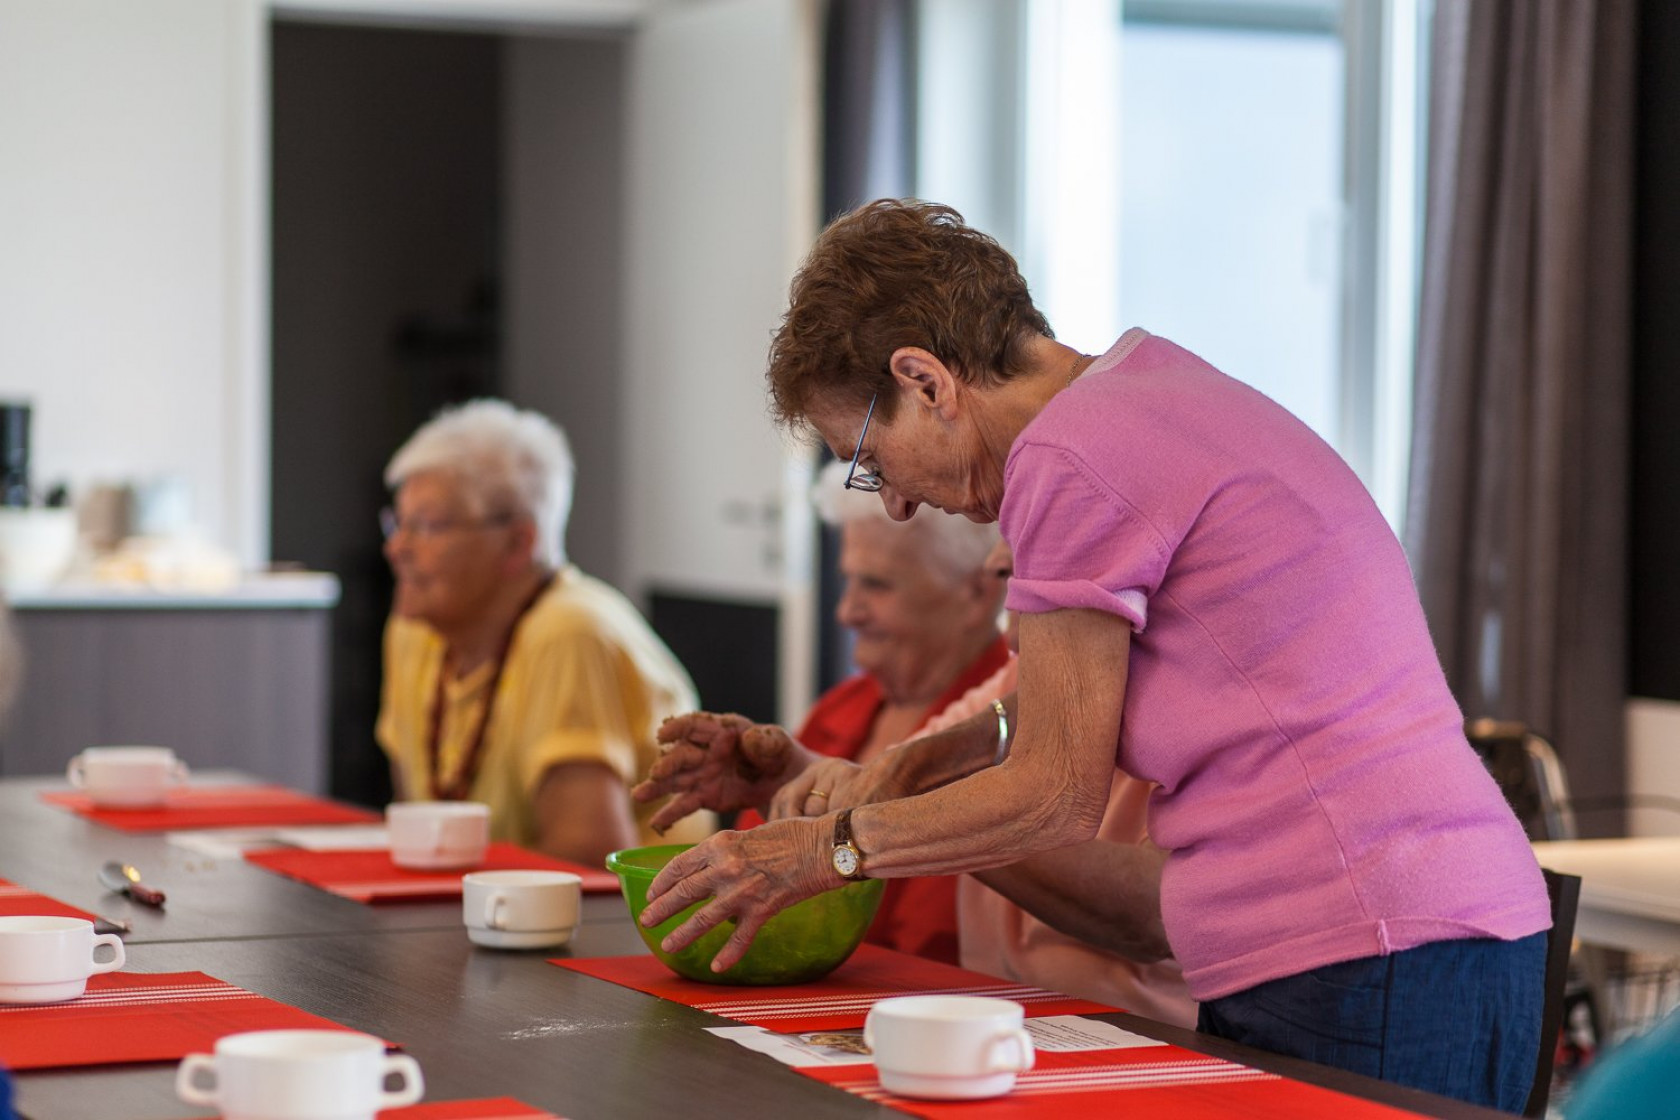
843, 394, 884, 492
379, 507, 513, 541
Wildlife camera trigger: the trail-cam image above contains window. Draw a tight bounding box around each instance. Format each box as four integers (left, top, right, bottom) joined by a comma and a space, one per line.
915, 0, 1429, 527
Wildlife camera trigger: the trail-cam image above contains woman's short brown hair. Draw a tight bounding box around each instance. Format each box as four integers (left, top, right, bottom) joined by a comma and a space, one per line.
767, 199, 1052, 432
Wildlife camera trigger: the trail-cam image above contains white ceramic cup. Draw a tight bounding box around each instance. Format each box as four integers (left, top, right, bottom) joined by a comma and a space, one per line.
386, 801, 490, 870
0, 915, 127, 1004
462, 869, 582, 950
66, 744, 190, 808
864, 995, 1035, 1100
176, 1029, 423, 1120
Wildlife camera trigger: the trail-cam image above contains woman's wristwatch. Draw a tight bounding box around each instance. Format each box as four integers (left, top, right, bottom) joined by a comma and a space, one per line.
831, 808, 867, 880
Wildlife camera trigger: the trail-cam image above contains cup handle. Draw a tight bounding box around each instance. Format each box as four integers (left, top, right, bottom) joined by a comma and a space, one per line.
175, 1052, 219, 1106
985, 1027, 1035, 1074
66, 757, 85, 788
485, 892, 507, 931
90, 932, 126, 974
170, 758, 191, 787
380, 1053, 425, 1107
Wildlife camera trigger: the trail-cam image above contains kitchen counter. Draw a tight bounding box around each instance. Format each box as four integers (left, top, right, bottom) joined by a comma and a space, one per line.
8, 571, 340, 610
0, 572, 338, 792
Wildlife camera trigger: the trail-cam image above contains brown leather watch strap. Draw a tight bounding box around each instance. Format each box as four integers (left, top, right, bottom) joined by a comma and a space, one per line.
831, 808, 866, 880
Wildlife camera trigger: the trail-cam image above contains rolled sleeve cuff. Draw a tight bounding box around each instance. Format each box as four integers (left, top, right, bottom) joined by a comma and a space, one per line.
1006, 577, 1149, 632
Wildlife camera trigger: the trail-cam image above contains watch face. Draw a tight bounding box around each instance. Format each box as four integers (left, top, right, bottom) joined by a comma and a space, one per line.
832, 845, 860, 877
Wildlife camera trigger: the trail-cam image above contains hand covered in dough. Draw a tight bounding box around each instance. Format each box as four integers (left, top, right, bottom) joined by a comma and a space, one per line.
632, 711, 816, 833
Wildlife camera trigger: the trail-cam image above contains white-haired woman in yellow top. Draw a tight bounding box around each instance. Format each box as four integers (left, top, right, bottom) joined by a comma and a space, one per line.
378, 399, 712, 867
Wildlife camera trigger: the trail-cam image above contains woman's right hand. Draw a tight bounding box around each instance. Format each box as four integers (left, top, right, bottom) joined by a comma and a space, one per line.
633, 712, 814, 833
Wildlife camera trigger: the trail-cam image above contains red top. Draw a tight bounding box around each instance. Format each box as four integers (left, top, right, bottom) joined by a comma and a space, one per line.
742, 637, 1012, 965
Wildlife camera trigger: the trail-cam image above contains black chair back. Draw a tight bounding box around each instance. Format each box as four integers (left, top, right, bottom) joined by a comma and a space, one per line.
1466, 718, 1576, 841
1526, 868, 1581, 1118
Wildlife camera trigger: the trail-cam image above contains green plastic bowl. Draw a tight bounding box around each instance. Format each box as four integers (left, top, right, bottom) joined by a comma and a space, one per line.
606, 843, 885, 985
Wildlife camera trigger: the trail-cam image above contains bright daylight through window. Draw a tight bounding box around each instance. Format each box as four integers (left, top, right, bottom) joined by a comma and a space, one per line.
916, 0, 1429, 529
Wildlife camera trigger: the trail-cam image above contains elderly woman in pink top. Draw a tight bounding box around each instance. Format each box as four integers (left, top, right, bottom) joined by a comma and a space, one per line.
634, 200, 1549, 1111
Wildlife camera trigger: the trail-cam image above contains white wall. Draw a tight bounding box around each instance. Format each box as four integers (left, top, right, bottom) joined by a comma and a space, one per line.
0, 0, 267, 565
621, 0, 820, 721
621, 0, 819, 605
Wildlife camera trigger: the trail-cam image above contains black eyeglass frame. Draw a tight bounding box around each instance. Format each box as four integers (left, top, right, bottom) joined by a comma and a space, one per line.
843, 393, 884, 493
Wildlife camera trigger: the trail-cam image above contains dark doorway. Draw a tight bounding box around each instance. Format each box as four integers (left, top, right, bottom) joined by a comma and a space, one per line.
270, 22, 503, 806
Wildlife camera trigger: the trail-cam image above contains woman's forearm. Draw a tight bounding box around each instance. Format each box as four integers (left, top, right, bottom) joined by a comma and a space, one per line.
873, 700, 1011, 794
845, 758, 1106, 876
974, 842, 1170, 962
833, 607, 1132, 880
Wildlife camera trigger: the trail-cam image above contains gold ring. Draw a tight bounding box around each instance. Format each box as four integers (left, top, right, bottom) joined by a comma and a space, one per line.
808, 790, 830, 800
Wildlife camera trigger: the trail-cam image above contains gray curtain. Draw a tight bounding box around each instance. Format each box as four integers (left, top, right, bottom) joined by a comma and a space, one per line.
817, 0, 916, 694
822, 0, 915, 221
1405, 0, 1636, 835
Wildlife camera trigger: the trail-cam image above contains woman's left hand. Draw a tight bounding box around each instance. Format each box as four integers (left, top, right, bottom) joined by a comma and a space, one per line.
639, 817, 836, 972
767, 756, 865, 820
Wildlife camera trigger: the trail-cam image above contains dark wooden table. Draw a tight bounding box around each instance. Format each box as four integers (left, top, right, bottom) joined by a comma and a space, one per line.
0, 775, 1513, 1119
16, 927, 901, 1120
0, 774, 625, 941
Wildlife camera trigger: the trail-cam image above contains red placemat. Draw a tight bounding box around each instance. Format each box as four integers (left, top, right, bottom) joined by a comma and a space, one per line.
40, 786, 380, 831
552, 944, 1115, 1032
0, 970, 369, 1071
801, 1046, 1427, 1119
380, 1100, 562, 1119
177, 1097, 561, 1119
0, 877, 97, 922
244, 843, 619, 902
